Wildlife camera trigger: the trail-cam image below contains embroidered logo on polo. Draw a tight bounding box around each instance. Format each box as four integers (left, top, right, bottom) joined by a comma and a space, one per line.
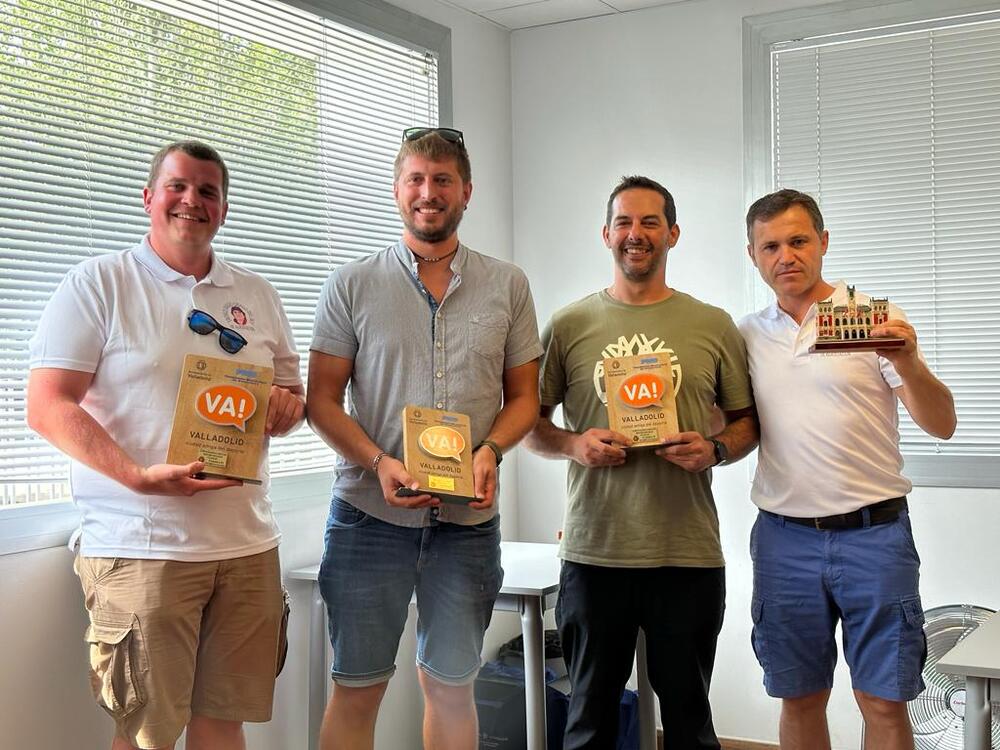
592, 333, 681, 404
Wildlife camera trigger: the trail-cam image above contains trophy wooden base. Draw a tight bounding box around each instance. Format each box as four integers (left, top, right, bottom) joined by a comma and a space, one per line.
194, 471, 261, 485
809, 337, 906, 353
396, 486, 476, 504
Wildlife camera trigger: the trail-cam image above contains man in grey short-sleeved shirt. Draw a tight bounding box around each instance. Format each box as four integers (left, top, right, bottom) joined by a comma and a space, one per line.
308, 128, 542, 750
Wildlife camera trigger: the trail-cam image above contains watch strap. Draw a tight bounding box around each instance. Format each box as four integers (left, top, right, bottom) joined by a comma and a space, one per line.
475, 439, 503, 466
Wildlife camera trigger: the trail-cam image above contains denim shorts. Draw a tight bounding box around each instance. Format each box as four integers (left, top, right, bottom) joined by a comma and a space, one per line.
750, 509, 926, 701
318, 496, 503, 687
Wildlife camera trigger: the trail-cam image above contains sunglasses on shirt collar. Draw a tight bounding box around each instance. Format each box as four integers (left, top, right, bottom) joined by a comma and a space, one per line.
402, 127, 465, 147
187, 309, 248, 355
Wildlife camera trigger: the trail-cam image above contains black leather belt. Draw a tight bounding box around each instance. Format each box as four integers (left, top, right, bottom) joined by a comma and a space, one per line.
774, 496, 908, 530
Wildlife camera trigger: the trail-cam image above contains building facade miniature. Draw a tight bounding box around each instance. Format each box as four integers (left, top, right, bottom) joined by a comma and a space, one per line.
816, 286, 890, 342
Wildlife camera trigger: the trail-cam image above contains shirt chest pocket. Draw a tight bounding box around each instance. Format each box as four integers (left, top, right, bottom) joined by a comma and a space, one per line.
467, 313, 508, 363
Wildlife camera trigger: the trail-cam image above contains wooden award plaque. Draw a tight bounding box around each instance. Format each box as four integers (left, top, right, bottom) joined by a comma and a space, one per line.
166, 354, 273, 483
400, 405, 476, 504
604, 353, 679, 449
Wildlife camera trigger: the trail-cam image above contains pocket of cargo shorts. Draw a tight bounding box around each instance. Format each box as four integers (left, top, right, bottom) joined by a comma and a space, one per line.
85, 611, 147, 720
276, 588, 291, 678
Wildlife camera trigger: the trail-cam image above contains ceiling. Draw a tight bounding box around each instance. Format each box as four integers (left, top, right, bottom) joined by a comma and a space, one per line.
439, 0, 690, 30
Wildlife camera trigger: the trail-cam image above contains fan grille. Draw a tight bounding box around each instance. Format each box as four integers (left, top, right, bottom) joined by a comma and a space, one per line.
910, 604, 1000, 750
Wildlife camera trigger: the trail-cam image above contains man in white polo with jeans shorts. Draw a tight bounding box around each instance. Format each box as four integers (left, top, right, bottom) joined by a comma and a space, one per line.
27, 141, 305, 750
740, 188, 956, 750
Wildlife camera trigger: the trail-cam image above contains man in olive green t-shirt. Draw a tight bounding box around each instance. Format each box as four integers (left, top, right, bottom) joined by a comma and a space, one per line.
525, 176, 758, 750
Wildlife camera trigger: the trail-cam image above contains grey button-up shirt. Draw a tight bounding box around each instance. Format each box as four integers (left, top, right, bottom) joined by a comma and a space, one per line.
311, 240, 543, 526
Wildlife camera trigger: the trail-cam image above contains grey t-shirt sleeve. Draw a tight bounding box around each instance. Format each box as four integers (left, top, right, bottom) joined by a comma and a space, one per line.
716, 312, 754, 412
504, 272, 545, 370
310, 269, 359, 360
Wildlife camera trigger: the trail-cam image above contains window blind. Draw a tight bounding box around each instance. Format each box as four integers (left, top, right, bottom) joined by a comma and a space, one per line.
0, 0, 439, 504
770, 15, 1000, 465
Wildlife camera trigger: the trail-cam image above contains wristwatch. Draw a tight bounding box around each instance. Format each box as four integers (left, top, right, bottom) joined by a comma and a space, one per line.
709, 438, 728, 467
475, 440, 503, 466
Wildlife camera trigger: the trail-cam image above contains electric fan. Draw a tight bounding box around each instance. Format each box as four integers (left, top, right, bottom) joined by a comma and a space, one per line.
909, 604, 1000, 750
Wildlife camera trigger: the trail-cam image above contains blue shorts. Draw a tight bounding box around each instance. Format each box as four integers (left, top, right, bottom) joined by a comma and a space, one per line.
750, 508, 926, 701
318, 496, 503, 687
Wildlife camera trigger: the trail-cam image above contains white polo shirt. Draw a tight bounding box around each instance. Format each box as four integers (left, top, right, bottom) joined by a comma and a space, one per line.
29, 237, 301, 561
738, 281, 912, 518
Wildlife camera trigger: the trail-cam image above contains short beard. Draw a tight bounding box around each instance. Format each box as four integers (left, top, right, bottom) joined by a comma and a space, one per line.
402, 206, 464, 244
615, 242, 663, 282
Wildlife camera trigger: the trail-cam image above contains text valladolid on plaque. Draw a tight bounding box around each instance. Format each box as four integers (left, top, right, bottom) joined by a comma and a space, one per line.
401, 405, 476, 504
166, 354, 273, 484
604, 353, 679, 448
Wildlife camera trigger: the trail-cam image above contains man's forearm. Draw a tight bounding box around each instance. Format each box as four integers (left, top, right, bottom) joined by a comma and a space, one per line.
29, 400, 143, 490
306, 401, 384, 469
714, 412, 759, 464
483, 392, 540, 452
896, 361, 957, 439
524, 415, 579, 460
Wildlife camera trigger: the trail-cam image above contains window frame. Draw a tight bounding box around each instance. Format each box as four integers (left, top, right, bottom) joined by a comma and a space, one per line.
0, 0, 452, 554
742, 0, 1000, 489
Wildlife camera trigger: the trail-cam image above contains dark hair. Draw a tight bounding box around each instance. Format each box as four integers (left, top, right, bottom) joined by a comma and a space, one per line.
147, 141, 230, 199
394, 131, 471, 184
606, 176, 676, 227
745, 188, 824, 242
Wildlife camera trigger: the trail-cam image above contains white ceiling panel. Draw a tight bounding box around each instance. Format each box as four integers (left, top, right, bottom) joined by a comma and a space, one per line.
483, 0, 616, 29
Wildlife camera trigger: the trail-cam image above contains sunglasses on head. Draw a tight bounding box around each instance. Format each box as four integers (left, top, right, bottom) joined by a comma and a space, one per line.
187, 309, 248, 355
402, 127, 465, 146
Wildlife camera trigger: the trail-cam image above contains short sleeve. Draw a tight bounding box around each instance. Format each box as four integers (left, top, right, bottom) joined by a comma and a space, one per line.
29, 268, 108, 373
310, 269, 359, 360
715, 314, 754, 412
538, 320, 567, 407
503, 272, 544, 370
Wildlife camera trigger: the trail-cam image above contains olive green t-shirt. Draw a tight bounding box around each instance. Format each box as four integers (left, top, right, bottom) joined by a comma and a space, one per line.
540, 290, 752, 568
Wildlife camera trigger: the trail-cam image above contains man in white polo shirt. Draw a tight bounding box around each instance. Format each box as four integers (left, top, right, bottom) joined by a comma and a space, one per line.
739, 189, 956, 750
27, 141, 305, 750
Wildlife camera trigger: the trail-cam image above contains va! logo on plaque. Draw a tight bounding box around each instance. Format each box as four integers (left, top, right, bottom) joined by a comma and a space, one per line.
196, 384, 257, 432
617, 372, 667, 409
418, 425, 466, 462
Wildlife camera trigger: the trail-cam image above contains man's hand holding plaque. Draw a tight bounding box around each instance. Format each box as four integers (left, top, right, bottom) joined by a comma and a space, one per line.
166, 354, 273, 483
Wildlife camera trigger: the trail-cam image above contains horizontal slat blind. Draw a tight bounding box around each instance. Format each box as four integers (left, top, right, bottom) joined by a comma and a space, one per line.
0, 0, 438, 504
772, 16, 1000, 458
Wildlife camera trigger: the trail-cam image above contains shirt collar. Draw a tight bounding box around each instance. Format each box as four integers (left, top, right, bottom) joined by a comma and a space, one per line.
762, 279, 846, 321
392, 238, 468, 276
133, 234, 234, 287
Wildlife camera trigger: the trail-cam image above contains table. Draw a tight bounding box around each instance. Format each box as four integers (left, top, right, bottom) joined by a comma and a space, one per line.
289, 540, 657, 750
936, 611, 1000, 750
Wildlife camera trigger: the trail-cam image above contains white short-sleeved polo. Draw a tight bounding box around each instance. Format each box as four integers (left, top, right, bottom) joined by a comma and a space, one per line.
738, 281, 913, 518
29, 237, 301, 561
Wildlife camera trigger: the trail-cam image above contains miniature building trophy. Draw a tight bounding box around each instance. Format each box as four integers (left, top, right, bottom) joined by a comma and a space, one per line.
809, 285, 906, 353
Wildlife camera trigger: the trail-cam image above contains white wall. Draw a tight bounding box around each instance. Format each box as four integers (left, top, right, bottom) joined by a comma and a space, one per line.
511, 1, 1000, 748
0, 1, 519, 748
